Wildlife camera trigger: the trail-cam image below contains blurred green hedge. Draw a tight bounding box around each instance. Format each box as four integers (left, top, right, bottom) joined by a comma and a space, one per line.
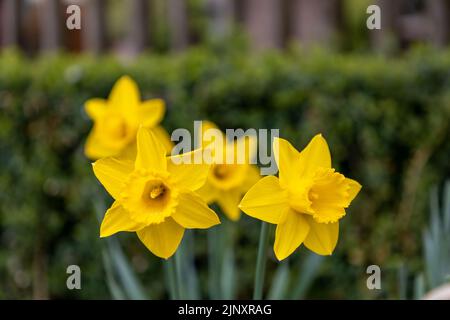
0, 47, 449, 299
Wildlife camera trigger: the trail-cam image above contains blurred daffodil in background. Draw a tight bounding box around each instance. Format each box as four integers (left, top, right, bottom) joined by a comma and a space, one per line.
240, 134, 361, 261
93, 127, 220, 259
84, 76, 172, 160
196, 121, 260, 221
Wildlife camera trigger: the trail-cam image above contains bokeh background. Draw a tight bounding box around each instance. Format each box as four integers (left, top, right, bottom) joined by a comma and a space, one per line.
0, 0, 449, 299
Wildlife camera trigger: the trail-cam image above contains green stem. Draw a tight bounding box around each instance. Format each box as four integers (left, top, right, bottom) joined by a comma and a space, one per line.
175, 250, 183, 299
253, 222, 271, 300
221, 219, 236, 299
165, 258, 179, 300
208, 226, 222, 299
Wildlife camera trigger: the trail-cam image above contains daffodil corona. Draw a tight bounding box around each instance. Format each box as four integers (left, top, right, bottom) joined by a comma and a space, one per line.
196, 121, 260, 221
239, 134, 361, 260
84, 75, 172, 160
93, 127, 220, 259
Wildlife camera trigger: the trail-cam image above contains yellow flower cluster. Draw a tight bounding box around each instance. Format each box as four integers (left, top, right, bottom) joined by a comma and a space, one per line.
86, 76, 361, 260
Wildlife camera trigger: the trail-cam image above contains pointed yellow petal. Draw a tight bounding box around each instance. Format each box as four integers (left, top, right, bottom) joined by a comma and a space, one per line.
298, 134, 331, 177
274, 210, 310, 261
92, 157, 134, 199
151, 125, 174, 154
118, 142, 137, 162
109, 76, 140, 109
85, 98, 107, 120
84, 129, 116, 160
196, 181, 219, 204
100, 202, 145, 237
171, 191, 220, 229
304, 217, 339, 255
217, 189, 242, 221
241, 165, 261, 192
137, 218, 184, 259
140, 99, 165, 127
239, 176, 289, 224
167, 148, 210, 191
345, 178, 362, 204
135, 127, 167, 171
273, 137, 301, 189
198, 121, 223, 147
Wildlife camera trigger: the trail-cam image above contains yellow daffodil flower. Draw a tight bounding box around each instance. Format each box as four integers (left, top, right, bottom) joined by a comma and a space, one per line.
239, 134, 361, 260
93, 127, 220, 259
84, 75, 172, 160
196, 121, 260, 221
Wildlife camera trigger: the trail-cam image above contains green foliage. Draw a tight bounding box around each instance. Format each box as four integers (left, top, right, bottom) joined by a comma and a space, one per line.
0, 47, 449, 299
396, 181, 450, 299
421, 181, 450, 291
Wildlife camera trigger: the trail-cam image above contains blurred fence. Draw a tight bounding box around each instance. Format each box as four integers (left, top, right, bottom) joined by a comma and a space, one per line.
1, 0, 450, 55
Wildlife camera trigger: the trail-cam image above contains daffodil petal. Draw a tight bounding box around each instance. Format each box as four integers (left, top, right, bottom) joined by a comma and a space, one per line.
298, 134, 331, 177
135, 127, 167, 171
118, 142, 137, 162
217, 189, 242, 221
304, 216, 339, 255
196, 181, 219, 204
100, 202, 145, 237
345, 178, 362, 204
171, 191, 220, 229
167, 149, 210, 191
85, 98, 107, 120
273, 137, 301, 189
151, 126, 174, 154
198, 120, 223, 147
239, 176, 289, 224
84, 129, 116, 159
140, 99, 165, 127
109, 76, 140, 108
274, 210, 310, 261
137, 218, 184, 259
241, 165, 261, 192
92, 157, 134, 199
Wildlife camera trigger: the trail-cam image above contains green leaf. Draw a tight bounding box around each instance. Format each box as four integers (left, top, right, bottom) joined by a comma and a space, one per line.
290, 253, 324, 299
95, 198, 147, 300
267, 263, 290, 300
